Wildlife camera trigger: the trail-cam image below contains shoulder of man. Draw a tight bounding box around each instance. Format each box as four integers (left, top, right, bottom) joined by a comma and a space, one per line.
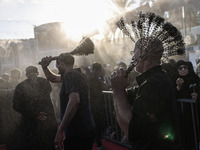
15, 79, 28, 88
37, 76, 50, 81
66, 68, 85, 77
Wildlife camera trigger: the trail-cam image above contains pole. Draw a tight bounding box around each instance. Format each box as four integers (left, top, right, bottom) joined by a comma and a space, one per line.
182, 6, 186, 37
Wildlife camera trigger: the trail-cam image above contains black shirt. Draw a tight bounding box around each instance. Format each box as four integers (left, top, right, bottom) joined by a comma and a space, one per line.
60, 69, 95, 137
127, 66, 181, 150
13, 76, 56, 124
13, 75, 57, 150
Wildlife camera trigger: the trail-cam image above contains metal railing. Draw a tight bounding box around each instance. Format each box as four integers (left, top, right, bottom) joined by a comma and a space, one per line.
102, 91, 132, 149
177, 98, 200, 150
102, 91, 200, 150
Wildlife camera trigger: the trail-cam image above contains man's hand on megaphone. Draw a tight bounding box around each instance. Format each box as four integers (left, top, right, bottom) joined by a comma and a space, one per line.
40, 56, 53, 69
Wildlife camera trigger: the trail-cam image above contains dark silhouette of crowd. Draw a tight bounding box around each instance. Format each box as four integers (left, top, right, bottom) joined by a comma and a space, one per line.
0, 22, 199, 150
1, 56, 200, 150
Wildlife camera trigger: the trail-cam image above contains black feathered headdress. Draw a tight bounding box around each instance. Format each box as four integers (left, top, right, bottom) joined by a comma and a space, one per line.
116, 11, 185, 58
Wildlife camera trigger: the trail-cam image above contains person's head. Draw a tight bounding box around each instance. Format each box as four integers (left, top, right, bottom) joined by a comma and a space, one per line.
2, 73, 10, 82
131, 37, 164, 73
10, 68, 21, 81
25, 65, 39, 78
176, 60, 188, 76
0, 77, 6, 89
56, 53, 74, 75
92, 62, 103, 78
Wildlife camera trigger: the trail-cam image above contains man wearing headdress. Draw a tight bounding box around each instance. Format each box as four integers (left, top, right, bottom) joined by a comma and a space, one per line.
40, 53, 95, 150
111, 11, 186, 149
111, 36, 181, 149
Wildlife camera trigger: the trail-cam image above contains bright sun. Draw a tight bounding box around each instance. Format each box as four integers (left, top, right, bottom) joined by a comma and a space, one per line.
51, 0, 113, 40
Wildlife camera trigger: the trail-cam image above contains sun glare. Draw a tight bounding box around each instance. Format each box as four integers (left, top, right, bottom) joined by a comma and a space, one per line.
54, 0, 113, 40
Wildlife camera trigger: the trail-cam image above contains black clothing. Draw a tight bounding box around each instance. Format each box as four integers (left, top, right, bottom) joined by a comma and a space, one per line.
0, 89, 21, 149
127, 66, 181, 150
175, 63, 200, 150
176, 73, 200, 99
63, 134, 94, 150
88, 76, 106, 117
161, 62, 179, 86
88, 76, 107, 147
60, 69, 95, 139
13, 75, 57, 150
175, 60, 200, 99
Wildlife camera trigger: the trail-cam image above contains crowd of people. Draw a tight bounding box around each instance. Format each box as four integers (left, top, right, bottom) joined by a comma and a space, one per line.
0, 54, 200, 150
0, 11, 200, 150
0, 59, 134, 150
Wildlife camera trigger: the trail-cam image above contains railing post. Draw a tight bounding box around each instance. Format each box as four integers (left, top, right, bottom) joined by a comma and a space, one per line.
177, 99, 199, 150
102, 91, 132, 149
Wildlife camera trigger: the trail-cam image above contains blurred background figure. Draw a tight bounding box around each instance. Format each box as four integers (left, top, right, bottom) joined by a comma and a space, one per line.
113, 61, 139, 88
1, 73, 12, 89
10, 69, 22, 89
0, 73, 21, 150
88, 62, 109, 150
0, 77, 6, 89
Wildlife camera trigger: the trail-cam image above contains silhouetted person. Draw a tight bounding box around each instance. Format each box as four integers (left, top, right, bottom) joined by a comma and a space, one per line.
40, 53, 95, 150
111, 37, 181, 150
88, 62, 109, 150
12, 65, 57, 150
10, 69, 21, 89
175, 60, 200, 150
2, 73, 12, 89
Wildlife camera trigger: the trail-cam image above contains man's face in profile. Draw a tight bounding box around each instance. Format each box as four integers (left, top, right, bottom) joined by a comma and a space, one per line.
56, 60, 65, 75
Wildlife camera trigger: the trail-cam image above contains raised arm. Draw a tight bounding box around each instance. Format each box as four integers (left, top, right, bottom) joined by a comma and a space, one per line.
40, 56, 61, 83
111, 67, 132, 137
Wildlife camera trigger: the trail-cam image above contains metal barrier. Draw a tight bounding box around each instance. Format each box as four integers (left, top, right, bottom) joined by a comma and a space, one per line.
102, 91, 132, 149
102, 91, 200, 150
177, 99, 200, 150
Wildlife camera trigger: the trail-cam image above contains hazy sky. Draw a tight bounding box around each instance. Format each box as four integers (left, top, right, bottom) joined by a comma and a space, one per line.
0, 0, 140, 40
